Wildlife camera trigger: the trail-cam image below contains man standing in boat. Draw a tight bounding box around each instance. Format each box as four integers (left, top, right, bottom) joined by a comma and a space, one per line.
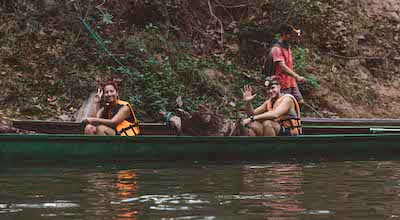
241, 76, 302, 136
270, 24, 306, 104
82, 81, 140, 136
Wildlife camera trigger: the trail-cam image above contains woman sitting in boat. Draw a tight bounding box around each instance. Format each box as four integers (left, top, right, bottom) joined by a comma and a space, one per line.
241, 76, 302, 136
82, 81, 140, 136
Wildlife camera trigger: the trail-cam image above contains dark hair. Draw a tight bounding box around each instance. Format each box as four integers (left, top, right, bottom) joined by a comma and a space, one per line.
101, 81, 119, 92
279, 24, 294, 35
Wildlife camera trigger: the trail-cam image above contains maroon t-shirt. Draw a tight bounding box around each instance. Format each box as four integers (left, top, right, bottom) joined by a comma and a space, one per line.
271, 46, 297, 89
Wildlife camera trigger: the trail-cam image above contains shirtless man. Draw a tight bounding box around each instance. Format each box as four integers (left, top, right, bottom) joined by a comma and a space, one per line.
241, 76, 303, 136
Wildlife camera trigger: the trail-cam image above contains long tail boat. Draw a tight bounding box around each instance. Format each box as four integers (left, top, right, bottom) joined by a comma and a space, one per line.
1, 118, 400, 162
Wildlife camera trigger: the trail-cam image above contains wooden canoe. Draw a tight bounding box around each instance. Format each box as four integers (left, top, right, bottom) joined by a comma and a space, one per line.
11, 119, 400, 135
1, 133, 400, 161
0, 118, 399, 161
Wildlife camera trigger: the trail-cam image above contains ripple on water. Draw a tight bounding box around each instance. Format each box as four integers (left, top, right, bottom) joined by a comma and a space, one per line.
161, 216, 216, 220
0, 201, 79, 215
114, 194, 209, 205
6, 201, 79, 209
112, 194, 212, 213
304, 210, 333, 215
0, 208, 23, 214
215, 194, 280, 200
150, 205, 190, 211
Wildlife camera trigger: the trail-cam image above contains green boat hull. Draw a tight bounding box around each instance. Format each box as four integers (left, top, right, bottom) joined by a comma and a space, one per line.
1, 134, 400, 161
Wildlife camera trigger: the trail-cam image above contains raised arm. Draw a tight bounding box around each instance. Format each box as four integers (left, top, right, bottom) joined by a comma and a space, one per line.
242, 85, 269, 116
242, 85, 257, 116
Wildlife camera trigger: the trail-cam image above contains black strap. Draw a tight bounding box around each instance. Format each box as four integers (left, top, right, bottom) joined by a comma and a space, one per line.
272, 42, 288, 64
280, 118, 302, 128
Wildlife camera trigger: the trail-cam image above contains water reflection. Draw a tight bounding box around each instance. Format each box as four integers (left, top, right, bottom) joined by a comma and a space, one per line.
86, 168, 142, 220
237, 163, 305, 219
3, 161, 400, 219
114, 170, 140, 219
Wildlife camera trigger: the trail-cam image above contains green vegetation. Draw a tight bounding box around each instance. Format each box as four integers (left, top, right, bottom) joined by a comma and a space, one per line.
292, 46, 320, 96
101, 23, 258, 120
0, 0, 332, 121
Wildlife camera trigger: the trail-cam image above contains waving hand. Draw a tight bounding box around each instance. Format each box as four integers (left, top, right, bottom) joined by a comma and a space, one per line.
241, 85, 257, 102
93, 88, 103, 103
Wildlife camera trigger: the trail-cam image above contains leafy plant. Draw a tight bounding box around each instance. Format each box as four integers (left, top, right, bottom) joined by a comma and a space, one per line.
100, 12, 113, 24
292, 45, 320, 96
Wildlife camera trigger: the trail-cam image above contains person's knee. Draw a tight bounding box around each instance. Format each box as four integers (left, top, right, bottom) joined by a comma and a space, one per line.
95, 125, 108, 135
245, 127, 257, 136
96, 125, 116, 135
262, 120, 274, 128
262, 120, 280, 136
84, 125, 96, 134
243, 124, 253, 136
248, 122, 264, 136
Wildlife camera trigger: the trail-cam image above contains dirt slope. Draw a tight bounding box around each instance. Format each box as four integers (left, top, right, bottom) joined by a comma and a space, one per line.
309, 0, 400, 118
0, 0, 400, 121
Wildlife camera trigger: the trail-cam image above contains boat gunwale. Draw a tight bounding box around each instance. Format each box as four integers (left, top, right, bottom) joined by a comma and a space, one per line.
1, 133, 400, 141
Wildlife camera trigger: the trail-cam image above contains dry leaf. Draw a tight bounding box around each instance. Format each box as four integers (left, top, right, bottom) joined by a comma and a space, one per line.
48, 79, 55, 85
176, 96, 183, 108
154, 53, 163, 63
57, 114, 69, 121
34, 105, 43, 111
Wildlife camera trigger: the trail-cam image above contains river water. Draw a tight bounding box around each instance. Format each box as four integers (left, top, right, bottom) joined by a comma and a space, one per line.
1, 160, 400, 220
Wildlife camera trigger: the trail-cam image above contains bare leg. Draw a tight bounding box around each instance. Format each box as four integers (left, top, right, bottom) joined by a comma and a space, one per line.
246, 127, 257, 136
96, 125, 116, 136
262, 120, 281, 136
245, 121, 264, 136
84, 124, 97, 135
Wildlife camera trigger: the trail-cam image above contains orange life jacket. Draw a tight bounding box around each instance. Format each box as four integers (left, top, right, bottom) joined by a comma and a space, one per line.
104, 100, 140, 136
267, 94, 302, 135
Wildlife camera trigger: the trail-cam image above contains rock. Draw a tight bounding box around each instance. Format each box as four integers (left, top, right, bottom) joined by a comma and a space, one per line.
392, 80, 400, 89
394, 56, 400, 64
204, 69, 223, 79
359, 70, 369, 80
356, 34, 366, 40
57, 114, 70, 121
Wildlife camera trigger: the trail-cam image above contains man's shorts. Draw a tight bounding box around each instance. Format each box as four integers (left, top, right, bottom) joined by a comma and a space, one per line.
278, 126, 299, 136
281, 87, 303, 101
